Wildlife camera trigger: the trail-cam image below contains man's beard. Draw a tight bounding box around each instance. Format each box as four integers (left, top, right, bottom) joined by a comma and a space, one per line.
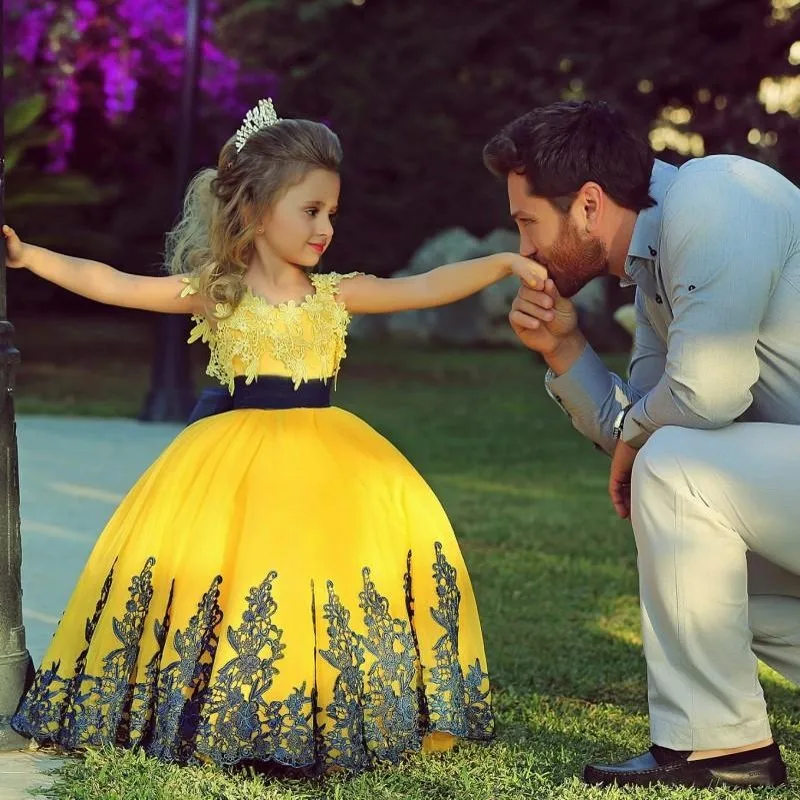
539, 217, 609, 298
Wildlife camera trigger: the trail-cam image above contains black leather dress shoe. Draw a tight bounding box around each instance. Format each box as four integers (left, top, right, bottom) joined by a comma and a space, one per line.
583, 743, 788, 788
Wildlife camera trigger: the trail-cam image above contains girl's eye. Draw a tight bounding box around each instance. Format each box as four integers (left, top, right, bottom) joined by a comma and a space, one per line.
306, 208, 318, 217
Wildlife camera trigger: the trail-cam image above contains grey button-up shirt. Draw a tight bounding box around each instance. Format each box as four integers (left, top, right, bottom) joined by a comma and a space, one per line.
546, 155, 800, 453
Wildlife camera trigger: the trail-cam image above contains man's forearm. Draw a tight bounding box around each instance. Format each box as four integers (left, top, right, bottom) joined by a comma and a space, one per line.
545, 343, 647, 455
544, 331, 588, 376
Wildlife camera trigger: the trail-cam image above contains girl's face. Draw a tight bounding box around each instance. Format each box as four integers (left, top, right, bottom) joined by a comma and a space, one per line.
257, 168, 340, 269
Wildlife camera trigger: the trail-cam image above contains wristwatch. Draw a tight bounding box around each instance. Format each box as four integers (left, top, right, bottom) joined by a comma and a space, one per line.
612, 405, 632, 440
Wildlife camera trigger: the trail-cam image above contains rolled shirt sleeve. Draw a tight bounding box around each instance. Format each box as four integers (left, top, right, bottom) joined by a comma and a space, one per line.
621, 167, 787, 448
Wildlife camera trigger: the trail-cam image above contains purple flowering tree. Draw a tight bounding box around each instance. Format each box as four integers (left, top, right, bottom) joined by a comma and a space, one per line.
6, 0, 266, 172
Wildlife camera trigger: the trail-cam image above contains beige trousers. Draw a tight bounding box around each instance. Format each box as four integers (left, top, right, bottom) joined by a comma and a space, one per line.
631, 422, 800, 750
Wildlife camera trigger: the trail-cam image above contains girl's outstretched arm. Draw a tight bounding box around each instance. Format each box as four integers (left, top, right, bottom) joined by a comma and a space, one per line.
3, 226, 203, 315
337, 252, 547, 314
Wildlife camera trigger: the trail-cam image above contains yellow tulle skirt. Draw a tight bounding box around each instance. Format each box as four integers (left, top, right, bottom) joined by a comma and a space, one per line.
13, 406, 493, 773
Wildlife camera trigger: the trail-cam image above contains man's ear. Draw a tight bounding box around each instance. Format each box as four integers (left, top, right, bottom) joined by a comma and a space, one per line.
579, 182, 604, 233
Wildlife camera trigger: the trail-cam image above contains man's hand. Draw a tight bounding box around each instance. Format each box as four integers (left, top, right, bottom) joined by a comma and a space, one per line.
609, 439, 638, 519
509, 278, 586, 374
509, 278, 578, 349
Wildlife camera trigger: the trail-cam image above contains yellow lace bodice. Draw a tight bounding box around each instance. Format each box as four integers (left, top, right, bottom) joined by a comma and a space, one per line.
181, 272, 361, 393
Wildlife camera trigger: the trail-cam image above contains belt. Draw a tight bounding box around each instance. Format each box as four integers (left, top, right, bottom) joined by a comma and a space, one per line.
187, 376, 331, 425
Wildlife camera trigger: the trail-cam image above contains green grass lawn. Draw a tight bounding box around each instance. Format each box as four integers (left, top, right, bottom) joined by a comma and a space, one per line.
14, 315, 800, 800
13, 312, 212, 417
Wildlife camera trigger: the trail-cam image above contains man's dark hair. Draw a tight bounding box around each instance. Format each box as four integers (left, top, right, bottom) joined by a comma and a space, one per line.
483, 100, 655, 213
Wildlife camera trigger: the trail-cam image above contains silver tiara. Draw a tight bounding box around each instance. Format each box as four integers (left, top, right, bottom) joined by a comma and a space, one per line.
234, 98, 281, 153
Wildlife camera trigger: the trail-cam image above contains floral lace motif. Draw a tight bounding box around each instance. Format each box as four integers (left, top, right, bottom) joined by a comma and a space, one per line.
180, 272, 362, 392
12, 544, 493, 774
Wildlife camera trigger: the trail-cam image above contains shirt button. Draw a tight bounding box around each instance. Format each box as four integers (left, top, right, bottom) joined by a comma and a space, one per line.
655, 294, 663, 304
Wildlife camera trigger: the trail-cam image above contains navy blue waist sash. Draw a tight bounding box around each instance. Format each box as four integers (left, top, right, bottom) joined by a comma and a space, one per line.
187, 376, 331, 425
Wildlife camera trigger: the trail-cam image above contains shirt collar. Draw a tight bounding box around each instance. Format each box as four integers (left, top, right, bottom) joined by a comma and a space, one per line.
622, 159, 678, 286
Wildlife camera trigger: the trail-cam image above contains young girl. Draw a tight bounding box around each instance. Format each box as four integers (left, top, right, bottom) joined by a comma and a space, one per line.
7, 99, 543, 775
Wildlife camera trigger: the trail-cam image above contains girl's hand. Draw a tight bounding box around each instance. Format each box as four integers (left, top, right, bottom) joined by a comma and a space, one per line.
3, 225, 28, 269
509, 253, 547, 290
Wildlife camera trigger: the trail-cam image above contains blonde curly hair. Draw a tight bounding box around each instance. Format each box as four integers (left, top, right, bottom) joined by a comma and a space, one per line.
165, 118, 342, 316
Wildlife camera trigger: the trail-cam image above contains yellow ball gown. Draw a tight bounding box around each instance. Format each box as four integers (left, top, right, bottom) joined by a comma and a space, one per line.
12, 272, 494, 774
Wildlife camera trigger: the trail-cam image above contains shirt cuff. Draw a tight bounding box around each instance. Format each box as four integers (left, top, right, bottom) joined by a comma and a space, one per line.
621, 400, 651, 449
544, 344, 615, 420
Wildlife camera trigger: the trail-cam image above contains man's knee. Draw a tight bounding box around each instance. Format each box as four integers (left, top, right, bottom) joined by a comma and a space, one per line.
630, 426, 702, 546
631, 426, 693, 495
